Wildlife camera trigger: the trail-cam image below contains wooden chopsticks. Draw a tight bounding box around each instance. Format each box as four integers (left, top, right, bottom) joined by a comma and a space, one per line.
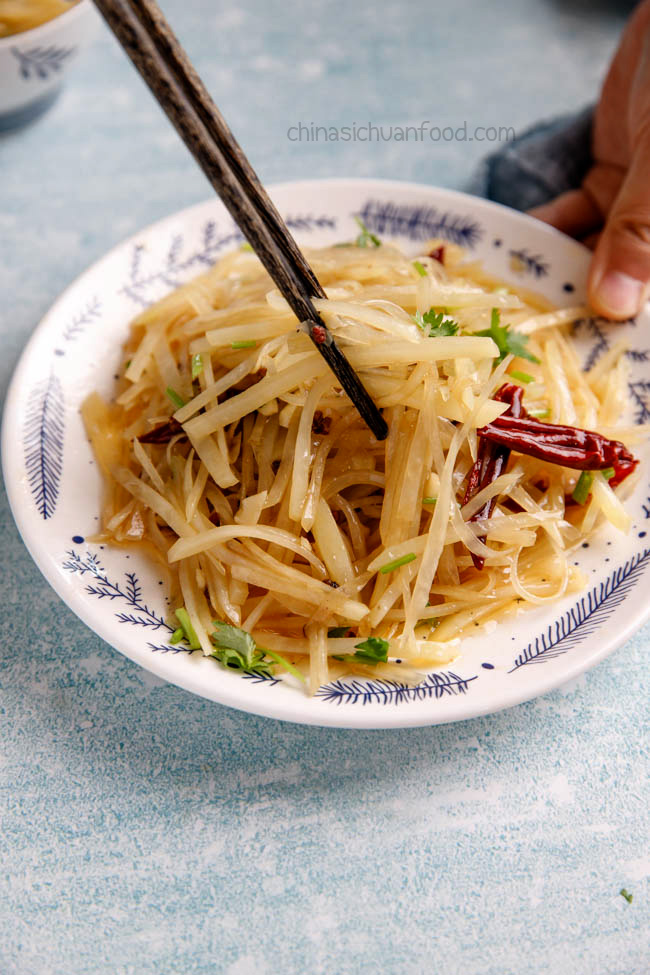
92, 0, 388, 441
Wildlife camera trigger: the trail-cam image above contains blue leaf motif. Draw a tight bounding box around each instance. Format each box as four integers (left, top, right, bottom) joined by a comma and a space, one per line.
242, 671, 281, 686
24, 374, 64, 520
510, 548, 650, 671
571, 316, 637, 372
572, 316, 611, 371
62, 549, 172, 632
147, 641, 194, 655
356, 200, 482, 247
626, 349, 650, 363
285, 215, 336, 232
628, 381, 650, 425
317, 670, 477, 706
508, 248, 549, 278
120, 215, 337, 306
11, 45, 76, 80
62, 296, 102, 343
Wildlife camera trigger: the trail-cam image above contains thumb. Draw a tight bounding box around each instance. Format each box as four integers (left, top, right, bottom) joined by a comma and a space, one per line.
589, 131, 650, 320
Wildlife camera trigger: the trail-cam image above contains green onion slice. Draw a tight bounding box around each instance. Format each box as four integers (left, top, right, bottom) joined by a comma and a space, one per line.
379, 553, 417, 574
572, 471, 594, 505
166, 387, 185, 409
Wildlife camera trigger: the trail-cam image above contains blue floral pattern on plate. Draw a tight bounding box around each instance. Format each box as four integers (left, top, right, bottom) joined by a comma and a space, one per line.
317, 671, 478, 706
24, 373, 64, 520
358, 199, 482, 247
62, 549, 172, 632
121, 215, 337, 307
509, 549, 650, 671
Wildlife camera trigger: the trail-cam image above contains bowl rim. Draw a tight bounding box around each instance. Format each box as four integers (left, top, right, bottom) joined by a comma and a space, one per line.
0, 0, 92, 50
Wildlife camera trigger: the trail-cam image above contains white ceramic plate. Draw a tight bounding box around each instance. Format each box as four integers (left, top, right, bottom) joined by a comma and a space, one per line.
4, 178, 650, 728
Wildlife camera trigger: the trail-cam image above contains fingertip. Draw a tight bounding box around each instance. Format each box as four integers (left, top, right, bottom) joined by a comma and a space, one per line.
589, 269, 646, 321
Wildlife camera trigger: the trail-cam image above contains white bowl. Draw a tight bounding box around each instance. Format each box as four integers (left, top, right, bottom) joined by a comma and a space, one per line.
0, 0, 98, 130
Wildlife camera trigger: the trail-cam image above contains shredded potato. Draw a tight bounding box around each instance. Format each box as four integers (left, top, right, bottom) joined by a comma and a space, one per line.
82, 237, 642, 693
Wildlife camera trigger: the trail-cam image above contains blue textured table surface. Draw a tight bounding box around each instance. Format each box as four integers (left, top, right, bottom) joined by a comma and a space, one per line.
2, 2, 648, 973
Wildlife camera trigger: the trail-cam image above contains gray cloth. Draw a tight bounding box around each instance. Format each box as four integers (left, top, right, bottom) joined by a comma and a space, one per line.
468, 105, 594, 211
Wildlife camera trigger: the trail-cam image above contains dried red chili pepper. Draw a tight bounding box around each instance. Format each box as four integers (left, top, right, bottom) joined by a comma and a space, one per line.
463, 383, 525, 570
462, 383, 639, 571
139, 417, 187, 444
477, 414, 638, 487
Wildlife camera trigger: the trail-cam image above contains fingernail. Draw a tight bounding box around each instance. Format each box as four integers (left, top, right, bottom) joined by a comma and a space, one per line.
593, 270, 643, 318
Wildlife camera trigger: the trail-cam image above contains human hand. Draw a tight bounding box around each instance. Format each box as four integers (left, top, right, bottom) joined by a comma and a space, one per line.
530, 0, 650, 320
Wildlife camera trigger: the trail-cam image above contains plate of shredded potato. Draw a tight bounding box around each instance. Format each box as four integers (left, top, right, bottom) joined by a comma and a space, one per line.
4, 179, 650, 727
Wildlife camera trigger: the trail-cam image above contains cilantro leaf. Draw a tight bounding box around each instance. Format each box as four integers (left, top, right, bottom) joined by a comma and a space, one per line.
477, 308, 539, 364
412, 308, 459, 337
211, 621, 273, 676
354, 216, 381, 248
504, 330, 539, 363
333, 635, 389, 665
351, 636, 389, 663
